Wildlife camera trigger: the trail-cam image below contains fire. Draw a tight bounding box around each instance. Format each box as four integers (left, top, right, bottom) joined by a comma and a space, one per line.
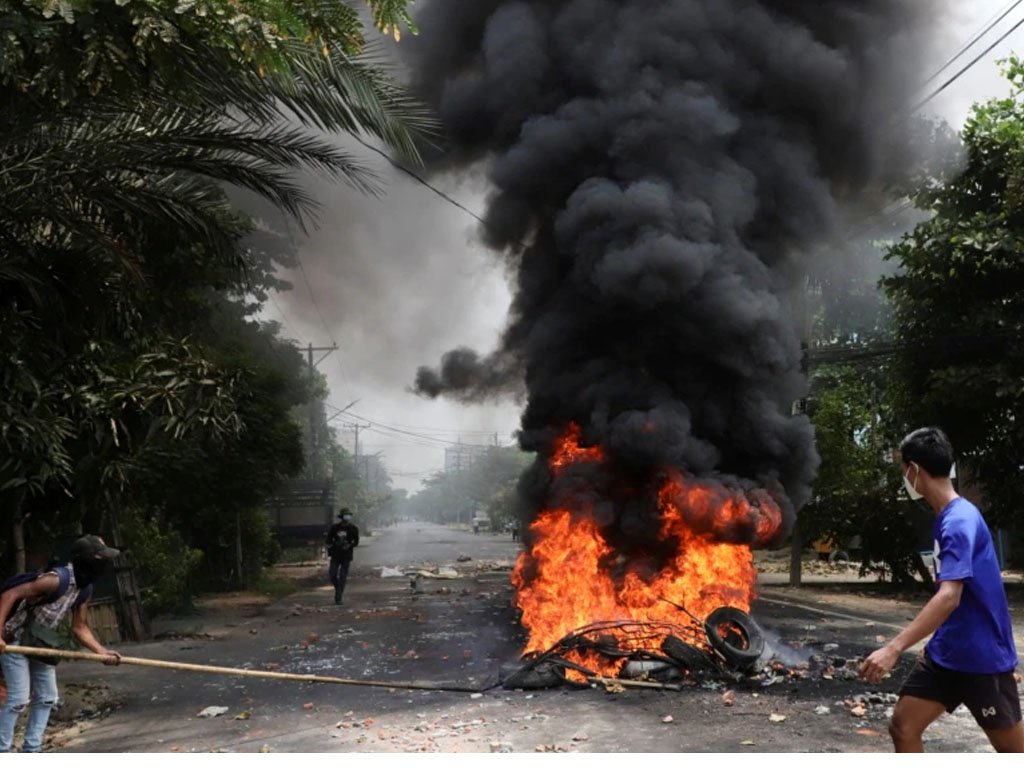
511, 425, 782, 679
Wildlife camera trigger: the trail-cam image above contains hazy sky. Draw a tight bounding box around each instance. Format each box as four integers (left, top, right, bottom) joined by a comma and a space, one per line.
262, 2, 1024, 492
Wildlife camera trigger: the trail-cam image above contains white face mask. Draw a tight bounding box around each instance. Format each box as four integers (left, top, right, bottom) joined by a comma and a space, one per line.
903, 463, 923, 501
342, 515, 353, 523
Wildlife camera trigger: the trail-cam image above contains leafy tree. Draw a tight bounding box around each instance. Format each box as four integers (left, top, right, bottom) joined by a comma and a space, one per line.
800, 363, 930, 586
401, 447, 530, 528
883, 57, 1024, 535
0, 0, 433, 583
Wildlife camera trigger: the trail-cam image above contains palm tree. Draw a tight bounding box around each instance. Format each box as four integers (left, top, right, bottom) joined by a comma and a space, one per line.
0, 0, 436, 563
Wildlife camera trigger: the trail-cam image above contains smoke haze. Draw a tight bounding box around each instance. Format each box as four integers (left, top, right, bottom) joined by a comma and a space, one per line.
406, 0, 942, 532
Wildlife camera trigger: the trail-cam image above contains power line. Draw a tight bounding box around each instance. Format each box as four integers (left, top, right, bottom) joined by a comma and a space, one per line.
350, 135, 490, 229
295, 256, 337, 346
922, 0, 1024, 88
331, 406, 514, 449
266, 293, 305, 344
914, 10, 1024, 111
349, 411, 499, 447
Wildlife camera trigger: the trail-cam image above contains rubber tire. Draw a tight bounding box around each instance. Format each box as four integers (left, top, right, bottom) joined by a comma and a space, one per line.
500, 660, 563, 690
661, 635, 717, 677
704, 607, 765, 672
828, 550, 850, 564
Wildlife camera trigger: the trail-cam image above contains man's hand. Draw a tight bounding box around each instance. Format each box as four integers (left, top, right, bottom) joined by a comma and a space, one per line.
860, 644, 901, 684
100, 649, 122, 666
0, 636, 6, 654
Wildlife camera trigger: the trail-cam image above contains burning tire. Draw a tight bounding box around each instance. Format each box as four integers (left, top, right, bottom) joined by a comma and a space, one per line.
704, 607, 765, 672
661, 635, 717, 677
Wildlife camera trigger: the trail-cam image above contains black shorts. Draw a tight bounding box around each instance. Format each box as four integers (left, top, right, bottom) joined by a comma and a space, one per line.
898, 652, 1022, 730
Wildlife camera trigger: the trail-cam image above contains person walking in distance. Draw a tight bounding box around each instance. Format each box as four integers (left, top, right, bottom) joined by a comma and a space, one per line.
325, 509, 359, 605
0, 535, 122, 752
860, 427, 1021, 752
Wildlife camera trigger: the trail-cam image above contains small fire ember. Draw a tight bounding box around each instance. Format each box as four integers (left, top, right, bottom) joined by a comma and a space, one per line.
509, 425, 781, 684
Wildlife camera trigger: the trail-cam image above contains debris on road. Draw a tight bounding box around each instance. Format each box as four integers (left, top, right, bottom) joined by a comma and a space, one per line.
233, 711, 251, 721
661, 715, 674, 723
769, 714, 787, 723
197, 706, 229, 718
500, 605, 767, 691
814, 706, 830, 715
722, 691, 735, 707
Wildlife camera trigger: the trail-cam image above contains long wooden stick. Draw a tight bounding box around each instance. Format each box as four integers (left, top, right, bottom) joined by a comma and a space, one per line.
588, 675, 682, 691
2, 645, 484, 693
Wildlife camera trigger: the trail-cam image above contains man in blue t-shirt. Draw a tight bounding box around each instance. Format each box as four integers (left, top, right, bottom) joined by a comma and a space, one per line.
860, 427, 1022, 752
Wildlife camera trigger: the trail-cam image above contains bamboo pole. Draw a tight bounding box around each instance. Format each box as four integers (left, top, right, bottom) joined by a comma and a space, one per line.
1, 645, 484, 693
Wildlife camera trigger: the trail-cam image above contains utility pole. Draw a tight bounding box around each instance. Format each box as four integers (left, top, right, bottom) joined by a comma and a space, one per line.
303, 342, 338, 479
345, 423, 371, 516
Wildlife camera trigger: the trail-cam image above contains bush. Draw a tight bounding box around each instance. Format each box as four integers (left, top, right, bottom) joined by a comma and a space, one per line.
119, 509, 203, 614
191, 507, 279, 591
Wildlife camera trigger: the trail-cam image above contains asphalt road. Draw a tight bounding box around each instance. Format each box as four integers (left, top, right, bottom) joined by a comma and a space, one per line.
43, 523, 1016, 753
355, 521, 522, 570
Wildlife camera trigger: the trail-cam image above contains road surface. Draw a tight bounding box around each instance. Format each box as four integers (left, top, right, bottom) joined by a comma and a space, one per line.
42, 522, 1013, 753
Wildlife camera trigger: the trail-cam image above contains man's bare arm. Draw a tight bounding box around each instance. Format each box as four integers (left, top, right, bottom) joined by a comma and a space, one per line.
860, 580, 963, 684
892, 579, 963, 652
71, 602, 121, 665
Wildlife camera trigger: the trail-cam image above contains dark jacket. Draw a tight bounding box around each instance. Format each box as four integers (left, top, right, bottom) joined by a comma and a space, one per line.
326, 522, 360, 560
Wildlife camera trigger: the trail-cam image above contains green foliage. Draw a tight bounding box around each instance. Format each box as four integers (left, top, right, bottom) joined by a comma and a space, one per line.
0, 0, 433, 599
800, 364, 924, 584
882, 56, 1024, 530
117, 508, 203, 614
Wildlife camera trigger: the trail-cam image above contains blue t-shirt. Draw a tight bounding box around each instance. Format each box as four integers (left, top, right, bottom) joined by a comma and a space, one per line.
926, 497, 1017, 674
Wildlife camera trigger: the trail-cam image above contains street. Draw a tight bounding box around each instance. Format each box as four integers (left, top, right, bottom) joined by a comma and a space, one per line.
47, 523, 1015, 753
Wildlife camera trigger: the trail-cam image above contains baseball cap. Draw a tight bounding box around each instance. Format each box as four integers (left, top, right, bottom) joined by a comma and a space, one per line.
71, 535, 120, 560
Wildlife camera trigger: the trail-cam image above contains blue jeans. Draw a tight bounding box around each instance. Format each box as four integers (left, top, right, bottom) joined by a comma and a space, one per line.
0, 645, 59, 752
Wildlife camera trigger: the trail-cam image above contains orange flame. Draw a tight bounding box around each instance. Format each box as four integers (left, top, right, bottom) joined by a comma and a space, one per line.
511, 424, 782, 678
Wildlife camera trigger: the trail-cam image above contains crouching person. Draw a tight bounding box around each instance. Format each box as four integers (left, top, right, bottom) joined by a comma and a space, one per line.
0, 535, 122, 752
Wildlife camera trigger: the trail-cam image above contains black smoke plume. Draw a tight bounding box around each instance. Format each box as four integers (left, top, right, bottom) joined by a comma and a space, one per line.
408, 0, 935, 541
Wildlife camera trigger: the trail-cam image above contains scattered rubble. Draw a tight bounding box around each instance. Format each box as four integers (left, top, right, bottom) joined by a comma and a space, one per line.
196, 706, 229, 718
